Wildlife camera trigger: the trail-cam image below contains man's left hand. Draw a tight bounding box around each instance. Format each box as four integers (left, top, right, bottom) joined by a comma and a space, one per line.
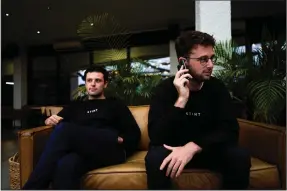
160, 142, 202, 178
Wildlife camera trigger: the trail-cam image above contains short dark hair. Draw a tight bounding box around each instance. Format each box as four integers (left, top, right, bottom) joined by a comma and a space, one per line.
175, 30, 216, 58
83, 65, 109, 82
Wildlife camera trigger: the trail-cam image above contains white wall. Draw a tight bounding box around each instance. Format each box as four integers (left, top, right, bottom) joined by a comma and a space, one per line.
195, 1, 232, 76
169, 40, 178, 75
13, 47, 27, 109
195, 1, 231, 42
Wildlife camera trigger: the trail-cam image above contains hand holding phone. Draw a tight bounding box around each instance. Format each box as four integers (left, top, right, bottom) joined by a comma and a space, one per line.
173, 60, 193, 101
177, 59, 187, 71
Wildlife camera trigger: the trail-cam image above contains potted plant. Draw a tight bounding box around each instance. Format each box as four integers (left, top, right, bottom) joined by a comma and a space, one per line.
213, 27, 286, 125
72, 59, 162, 106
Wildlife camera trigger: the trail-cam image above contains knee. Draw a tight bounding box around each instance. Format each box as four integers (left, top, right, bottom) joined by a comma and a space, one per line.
54, 122, 71, 131
56, 153, 82, 173
145, 146, 170, 171
53, 122, 77, 137
53, 122, 68, 134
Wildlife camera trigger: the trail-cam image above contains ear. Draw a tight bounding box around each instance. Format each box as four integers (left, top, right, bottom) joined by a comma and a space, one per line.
178, 57, 187, 64
104, 81, 108, 88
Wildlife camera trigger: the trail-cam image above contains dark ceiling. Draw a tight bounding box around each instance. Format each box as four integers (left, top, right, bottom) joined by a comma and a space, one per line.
2, 0, 285, 46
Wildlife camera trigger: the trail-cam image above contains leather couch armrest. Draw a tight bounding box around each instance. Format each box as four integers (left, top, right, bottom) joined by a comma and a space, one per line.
18, 125, 54, 188
238, 119, 286, 189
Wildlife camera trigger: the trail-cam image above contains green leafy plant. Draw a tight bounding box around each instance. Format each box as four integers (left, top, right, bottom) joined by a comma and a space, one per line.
245, 27, 286, 124
104, 59, 162, 105
74, 13, 163, 105
214, 26, 286, 125
213, 40, 250, 101
71, 84, 86, 101
72, 59, 162, 105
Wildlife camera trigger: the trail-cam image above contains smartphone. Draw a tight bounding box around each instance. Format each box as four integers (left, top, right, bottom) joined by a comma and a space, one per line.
177, 59, 187, 71
177, 59, 190, 85
177, 59, 190, 77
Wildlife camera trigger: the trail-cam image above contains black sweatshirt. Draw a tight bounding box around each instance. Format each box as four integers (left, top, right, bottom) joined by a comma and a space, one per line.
148, 76, 239, 150
57, 98, 141, 155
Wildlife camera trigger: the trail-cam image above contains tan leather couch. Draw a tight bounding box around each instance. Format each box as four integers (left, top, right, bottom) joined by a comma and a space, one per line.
18, 105, 286, 189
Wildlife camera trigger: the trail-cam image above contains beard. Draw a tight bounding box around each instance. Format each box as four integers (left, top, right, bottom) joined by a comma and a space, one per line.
188, 67, 212, 83
188, 68, 204, 83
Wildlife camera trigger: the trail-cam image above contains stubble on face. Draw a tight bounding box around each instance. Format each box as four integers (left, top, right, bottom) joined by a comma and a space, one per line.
187, 45, 214, 82
85, 72, 107, 100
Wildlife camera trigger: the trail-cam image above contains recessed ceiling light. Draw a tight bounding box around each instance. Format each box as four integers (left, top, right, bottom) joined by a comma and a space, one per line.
47, 6, 51, 10
37, 31, 41, 34
90, 23, 94, 26
5, 13, 9, 16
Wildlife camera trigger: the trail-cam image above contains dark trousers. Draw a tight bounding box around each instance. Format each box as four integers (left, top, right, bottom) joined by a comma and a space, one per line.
145, 145, 251, 190
22, 122, 126, 189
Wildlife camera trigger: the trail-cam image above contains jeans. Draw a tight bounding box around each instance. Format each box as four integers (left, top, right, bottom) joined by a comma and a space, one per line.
22, 122, 126, 189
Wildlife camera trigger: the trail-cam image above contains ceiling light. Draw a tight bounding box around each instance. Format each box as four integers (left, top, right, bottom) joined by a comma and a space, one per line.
37, 31, 41, 34
90, 23, 94, 26
6, 82, 14, 85
47, 6, 51, 10
5, 13, 9, 16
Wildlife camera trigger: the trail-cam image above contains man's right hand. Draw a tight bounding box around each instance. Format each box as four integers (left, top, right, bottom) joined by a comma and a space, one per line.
45, 115, 63, 126
173, 66, 192, 108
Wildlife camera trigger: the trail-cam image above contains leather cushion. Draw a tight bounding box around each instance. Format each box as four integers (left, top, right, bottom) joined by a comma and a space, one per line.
82, 151, 280, 189
128, 106, 150, 151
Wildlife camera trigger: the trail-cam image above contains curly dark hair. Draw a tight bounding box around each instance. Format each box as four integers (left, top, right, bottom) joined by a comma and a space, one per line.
84, 65, 109, 82
175, 30, 216, 58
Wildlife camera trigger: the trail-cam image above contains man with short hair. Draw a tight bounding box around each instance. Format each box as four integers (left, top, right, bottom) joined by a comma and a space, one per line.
23, 66, 141, 189
145, 30, 251, 189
